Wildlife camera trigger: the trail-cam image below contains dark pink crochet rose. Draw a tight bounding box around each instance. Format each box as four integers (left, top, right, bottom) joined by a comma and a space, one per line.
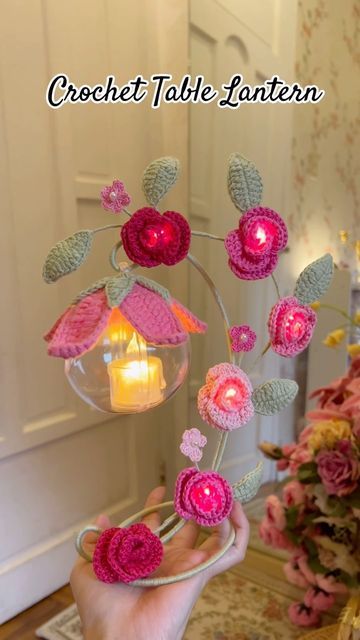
268, 296, 317, 357
316, 440, 360, 497
225, 207, 288, 280
92, 523, 163, 583
175, 468, 233, 526
121, 207, 191, 267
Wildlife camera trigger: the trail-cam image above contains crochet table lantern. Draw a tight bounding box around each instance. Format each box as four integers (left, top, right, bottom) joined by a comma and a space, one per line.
43, 153, 334, 586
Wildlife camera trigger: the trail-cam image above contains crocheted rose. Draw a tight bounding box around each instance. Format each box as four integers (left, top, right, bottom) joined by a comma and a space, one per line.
93, 523, 163, 583
225, 207, 288, 280
175, 468, 233, 526
229, 324, 256, 352
101, 179, 131, 213
198, 363, 254, 431
121, 207, 191, 267
268, 296, 317, 357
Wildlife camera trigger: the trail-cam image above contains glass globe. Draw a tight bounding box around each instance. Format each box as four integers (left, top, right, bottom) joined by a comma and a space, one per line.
65, 308, 190, 413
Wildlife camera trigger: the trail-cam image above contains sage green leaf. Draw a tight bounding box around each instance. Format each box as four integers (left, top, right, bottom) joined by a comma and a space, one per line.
252, 379, 298, 415
142, 157, 180, 207
73, 276, 112, 304
135, 275, 170, 302
232, 461, 263, 503
105, 275, 135, 308
42, 230, 93, 283
294, 253, 334, 305
227, 153, 263, 212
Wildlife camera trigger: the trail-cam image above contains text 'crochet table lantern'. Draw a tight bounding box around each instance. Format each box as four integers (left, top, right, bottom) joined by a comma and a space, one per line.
42, 153, 334, 586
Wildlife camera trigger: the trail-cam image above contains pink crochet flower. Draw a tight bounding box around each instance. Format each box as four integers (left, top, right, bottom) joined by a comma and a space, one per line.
303, 586, 335, 612
268, 296, 317, 357
121, 207, 191, 267
92, 523, 163, 583
288, 602, 321, 627
229, 325, 256, 352
198, 363, 254, 431
225, 207, 288, 280
180, 428, 207, 463
101, 179, 131, 213
175, 468, 233, 526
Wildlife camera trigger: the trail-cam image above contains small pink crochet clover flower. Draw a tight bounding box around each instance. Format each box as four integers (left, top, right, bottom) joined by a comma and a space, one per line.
229, 324, 257, 352
268, 296, 317, 357
174, 468, 233, 526
225, 207, 288, 280
198, 363, 254, 431
92, 523, 163, 584
101, 179, 131, 213
180, 427, 207, 462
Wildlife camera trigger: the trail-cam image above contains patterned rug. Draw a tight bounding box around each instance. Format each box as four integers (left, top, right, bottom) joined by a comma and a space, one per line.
36, 569, 307, 640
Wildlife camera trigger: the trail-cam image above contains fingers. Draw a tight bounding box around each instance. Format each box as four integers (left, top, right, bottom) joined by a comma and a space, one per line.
141, 486, 166, 532
201, 502, 250, 579
169, 520, 200, 549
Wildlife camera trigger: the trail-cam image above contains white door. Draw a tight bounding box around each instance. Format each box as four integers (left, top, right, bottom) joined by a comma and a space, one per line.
0, 0, 188, 622
189, 0, 298, 483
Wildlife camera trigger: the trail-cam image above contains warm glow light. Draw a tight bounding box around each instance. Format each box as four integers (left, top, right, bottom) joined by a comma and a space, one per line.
255, 226, 267, 246
215, 381, 245, 411
245, 221, 276, 253
285, 312, 306, 342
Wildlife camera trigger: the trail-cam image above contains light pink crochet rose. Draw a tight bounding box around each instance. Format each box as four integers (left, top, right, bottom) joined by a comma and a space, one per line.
316, 440, 360, 497
174, 468, 233, 526
258, 517, 293, 551
225, 207, 288, 281
303, 586, 335, 612
283, 480, 306, 508
268, 296, 317, 357
265, 495, 286, 531
197, 363, 254, 431
288, 602, 321, 627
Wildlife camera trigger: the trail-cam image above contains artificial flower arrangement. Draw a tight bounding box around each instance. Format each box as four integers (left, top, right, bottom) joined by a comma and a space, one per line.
259, 354, 360, 629
42, 153, 334, 586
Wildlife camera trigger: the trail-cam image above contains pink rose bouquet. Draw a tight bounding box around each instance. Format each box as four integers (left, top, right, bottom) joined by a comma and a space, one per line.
259, 356, 360, 627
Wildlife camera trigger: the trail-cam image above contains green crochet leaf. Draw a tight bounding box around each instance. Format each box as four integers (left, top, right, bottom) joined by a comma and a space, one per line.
142, 156, 180, 208
105, 275, 136, 308
73, 276, 112, 304
42, 230, 93, 283
252, 379, 298, 416
227, 153, 263, 212
135, 275, 170, 302
232, 462, 263, 503
294, 253, 334, 305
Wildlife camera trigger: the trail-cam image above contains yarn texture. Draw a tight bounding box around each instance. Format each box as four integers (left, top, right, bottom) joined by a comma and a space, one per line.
121, 207, 191, 267
294, 253, 334, 305
225, 207, 288, 280
198, 363, 254, 431
174, 468, 233, 526
180, 428, 207, 463
232, 461, 264, 504
227, 153, 263, 212
252, 379, 299, 415
101, 179, 131, 213
229, 324, 256, 352
93, 523, 163, 584
142, 156, 180, 207
268, 296, 317, 357
42, 230, 93, 284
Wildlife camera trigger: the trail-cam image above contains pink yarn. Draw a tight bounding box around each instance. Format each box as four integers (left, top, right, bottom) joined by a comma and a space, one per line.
101, 180, 131, 213
268, 296, 317, 357
174, 467, 233, 526
180, 428, 207, 462
120, 284, 187, 345
225, 207, 288, 281
197, 363, 254, 431
93, 523, 163, 584
229, 324, 256, 352
121, 207, 191, 267
171, 299, 207, 334
45, 289, 111, 358
303, 587, 335, 612
288, 602, 321, 627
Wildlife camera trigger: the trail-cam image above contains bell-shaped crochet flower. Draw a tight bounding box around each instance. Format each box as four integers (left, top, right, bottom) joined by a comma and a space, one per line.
174, 468, 233, 526
268, 296, 317, 357
198, 363, 254, 431
92, 523, 163, 583
44, 275, 206, 358
225, 207, 288, 280
101, 179, 131, 213
121, 207, 191, 267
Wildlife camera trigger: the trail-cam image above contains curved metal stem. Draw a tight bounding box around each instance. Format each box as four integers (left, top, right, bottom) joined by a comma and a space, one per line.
191, 230, 225, 242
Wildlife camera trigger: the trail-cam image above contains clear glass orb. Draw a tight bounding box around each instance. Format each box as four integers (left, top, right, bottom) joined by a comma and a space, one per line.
65, 308, 190, 413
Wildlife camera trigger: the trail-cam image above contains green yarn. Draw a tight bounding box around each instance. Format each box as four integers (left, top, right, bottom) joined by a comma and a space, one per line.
232, 461, 263, 504
105, 274, 135, 308
252, 379, 299, 415
42, 230, 93, 283
72, 276, 112, 304
294, 253, 334, 305
142, 156, 180, 208
135, 275, 171, 302
227, 153, 263, 212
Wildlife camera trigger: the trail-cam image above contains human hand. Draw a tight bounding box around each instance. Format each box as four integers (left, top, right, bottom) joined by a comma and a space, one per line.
70, 486, 249, 640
